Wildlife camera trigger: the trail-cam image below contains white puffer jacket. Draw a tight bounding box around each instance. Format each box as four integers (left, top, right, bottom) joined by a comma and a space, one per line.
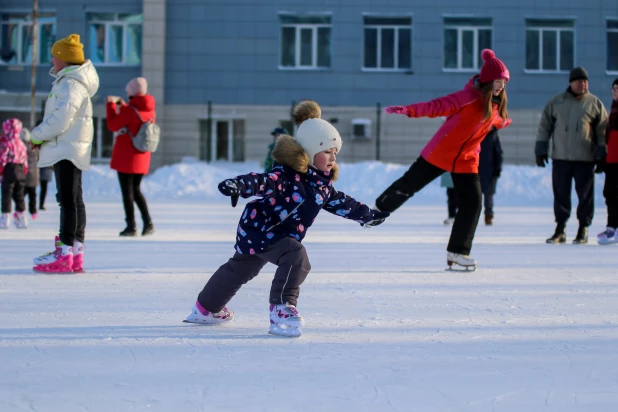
31, 60, 99, 171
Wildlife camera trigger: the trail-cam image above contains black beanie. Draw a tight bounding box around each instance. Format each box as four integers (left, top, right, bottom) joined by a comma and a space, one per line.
569, 67, 588, 82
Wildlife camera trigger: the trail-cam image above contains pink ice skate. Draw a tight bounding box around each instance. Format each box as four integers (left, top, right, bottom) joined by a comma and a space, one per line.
33, 236, 74, 274
269, 303, 304, 337
183, 301, 234, 324
72, 241, 85, 273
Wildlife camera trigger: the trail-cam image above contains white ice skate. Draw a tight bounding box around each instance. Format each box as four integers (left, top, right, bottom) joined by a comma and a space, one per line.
597, 227, 618, 245
446, 252, 476, 271
443, 217, 455, 226
0, 213, 9, 229
13, 211, 28, 229
183, 301, 234, 324
268, 303, 304, 338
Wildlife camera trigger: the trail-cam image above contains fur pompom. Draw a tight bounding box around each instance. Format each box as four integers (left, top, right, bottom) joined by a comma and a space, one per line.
291, 100, 321, 126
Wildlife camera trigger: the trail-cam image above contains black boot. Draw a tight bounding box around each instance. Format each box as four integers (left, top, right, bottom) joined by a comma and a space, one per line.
120, 219, 138, 237
142, 222, 156, 236
546, 223, 566, 244
573, 226, 588, 244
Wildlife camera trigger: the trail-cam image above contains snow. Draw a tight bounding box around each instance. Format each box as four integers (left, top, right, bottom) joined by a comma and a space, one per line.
57, 159, 607, 207
1, 161, 617, 411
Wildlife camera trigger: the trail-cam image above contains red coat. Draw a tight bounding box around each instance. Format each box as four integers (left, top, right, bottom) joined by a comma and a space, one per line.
107, 94, 156, 175
406, 76, 511, 173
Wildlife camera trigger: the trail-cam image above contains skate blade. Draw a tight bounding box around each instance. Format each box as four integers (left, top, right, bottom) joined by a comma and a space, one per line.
445, 265, 476, 272
268, 324, 302, 338
33, 268, 74, 274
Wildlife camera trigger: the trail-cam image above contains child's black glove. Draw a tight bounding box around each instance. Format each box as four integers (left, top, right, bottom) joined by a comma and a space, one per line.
361, 210, 390, 227
218, 179, 240, 207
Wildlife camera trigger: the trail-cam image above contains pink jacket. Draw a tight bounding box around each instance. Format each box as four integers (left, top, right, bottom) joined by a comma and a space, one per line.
0, 119, 28, 177
405, 76, 511, 173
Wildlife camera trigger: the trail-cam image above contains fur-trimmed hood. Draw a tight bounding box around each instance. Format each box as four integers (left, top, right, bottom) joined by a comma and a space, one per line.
271, 134, 339, 181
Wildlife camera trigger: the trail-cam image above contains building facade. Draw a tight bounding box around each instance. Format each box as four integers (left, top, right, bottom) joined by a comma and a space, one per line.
1, 0, 618, 168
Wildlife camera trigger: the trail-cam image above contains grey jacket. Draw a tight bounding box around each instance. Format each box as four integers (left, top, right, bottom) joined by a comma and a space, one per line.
535, 89, 608, 162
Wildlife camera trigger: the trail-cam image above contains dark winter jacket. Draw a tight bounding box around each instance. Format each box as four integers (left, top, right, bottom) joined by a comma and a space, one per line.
606, 99, 618, 164
478, 128, 503, 195
25, 146, 40, 187
229, 135, 378, 254
39, 166, 53, 182
264, 142, 275, 172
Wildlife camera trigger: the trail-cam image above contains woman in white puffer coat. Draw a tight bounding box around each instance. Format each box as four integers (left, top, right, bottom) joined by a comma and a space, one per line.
30, 34, 99, 274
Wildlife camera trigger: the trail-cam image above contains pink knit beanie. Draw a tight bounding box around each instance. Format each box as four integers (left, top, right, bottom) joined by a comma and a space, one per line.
125, 77, 148, 96
479, 49, 510, 83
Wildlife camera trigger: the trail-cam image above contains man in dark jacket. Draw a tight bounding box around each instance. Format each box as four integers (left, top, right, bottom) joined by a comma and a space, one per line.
479, 127, 503, 225
535, 67, 608, 244
264, 127, 288, 172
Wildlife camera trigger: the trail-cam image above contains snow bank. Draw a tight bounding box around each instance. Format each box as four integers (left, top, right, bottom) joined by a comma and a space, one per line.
67, 160, 605, 207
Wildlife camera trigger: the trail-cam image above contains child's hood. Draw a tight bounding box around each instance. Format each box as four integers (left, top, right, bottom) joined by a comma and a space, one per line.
271, 134, 339, 181
1, 118, 23, 143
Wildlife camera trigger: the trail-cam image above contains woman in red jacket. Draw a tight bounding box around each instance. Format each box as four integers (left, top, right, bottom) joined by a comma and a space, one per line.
106, 77, 156, 236
376, 49, 511, 270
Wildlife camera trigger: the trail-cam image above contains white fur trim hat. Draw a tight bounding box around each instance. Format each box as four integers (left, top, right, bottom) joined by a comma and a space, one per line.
292, 100, 342, 162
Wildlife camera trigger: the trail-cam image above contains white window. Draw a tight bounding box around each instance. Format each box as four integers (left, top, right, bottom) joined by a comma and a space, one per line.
0, 13, 56, 65
525, 19, 575, 73
363, 16, 412, 71
443, 17, 492, 71
87, 13, 142, 65
608, 19, 618, 73
279, 13, 331, 69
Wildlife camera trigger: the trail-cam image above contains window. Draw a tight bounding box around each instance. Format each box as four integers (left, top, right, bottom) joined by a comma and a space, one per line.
608, 19, 618, 72
0, 13, 56, 65
87, 13, 142, 65
443, 17, 492, 71
279, 13, 331, 69
92, 117, 114, 161
525, 19, 574, 72
363, 16, 412, 71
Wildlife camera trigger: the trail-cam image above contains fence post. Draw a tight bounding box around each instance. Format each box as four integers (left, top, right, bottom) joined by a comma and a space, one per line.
376, 102, 381, 161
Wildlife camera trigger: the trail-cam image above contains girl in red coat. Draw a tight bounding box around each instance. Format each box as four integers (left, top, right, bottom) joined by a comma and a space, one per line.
376, 49, 511, 270
106, 77, 156, 236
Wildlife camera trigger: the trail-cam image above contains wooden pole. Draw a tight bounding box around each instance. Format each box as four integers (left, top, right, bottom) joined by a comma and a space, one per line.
29, 0, 39, 129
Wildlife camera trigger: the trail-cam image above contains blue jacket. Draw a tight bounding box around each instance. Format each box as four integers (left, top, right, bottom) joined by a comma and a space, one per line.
229, 136, 377, 254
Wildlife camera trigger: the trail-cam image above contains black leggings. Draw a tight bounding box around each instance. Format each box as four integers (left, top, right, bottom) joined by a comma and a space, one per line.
1, 164, 26, 214
54, 160, 86, 246
118, 172, 151, 225
376, 157, 482, 255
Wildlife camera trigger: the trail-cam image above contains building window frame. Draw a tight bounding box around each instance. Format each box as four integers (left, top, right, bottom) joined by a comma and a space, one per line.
362, 14, 413, 72
0, 12, 57, 66
87, 12, 143, 66
442, 16, 493, 72
524, 18, 575, 74
278, 13, 332, 70
607, 18, 618, 74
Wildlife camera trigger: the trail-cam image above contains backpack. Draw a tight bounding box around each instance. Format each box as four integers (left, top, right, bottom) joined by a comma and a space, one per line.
128, 105, 160, 153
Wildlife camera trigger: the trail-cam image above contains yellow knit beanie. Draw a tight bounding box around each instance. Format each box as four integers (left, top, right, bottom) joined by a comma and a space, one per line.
51, 34, 85, 64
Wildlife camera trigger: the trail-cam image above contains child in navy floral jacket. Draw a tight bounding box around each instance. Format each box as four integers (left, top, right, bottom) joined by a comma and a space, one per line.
185, 100, 389, 337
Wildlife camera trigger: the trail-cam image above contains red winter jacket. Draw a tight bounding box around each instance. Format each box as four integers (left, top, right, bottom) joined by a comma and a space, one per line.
606, 99, 618, 164
406, 76, 511, 173
107, 94, 156, 175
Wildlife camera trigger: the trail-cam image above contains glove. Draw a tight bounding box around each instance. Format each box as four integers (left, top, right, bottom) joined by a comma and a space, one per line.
384, 105, 410, 116
218, 179, 240, 207
361, 210, 390, 228
595, 160, 605, 174
535, 154, 548, 168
